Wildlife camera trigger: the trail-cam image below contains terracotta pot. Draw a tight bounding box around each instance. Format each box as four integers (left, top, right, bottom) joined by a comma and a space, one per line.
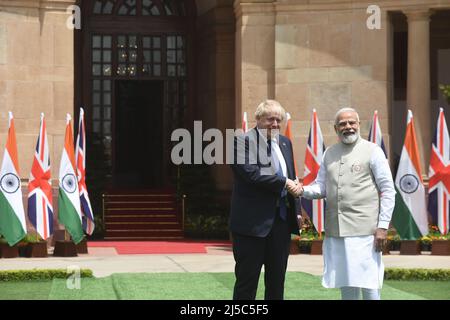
431, 240, 450, 255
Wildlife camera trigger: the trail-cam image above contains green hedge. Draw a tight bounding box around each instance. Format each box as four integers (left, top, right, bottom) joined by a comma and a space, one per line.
385, 268, 450, 281
0, 269, 94, 282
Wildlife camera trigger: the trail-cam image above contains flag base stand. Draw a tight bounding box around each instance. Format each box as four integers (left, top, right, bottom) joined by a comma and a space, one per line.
23, 241, 48, 258
310, 240, 323, 255
431, 240, 450, 255
76, 238, 88, 254
400, 240, 421, 255
0, 243, 19, 258
382, 241, 390, 255
53, 240, 78, 257
289, 239, 300, 255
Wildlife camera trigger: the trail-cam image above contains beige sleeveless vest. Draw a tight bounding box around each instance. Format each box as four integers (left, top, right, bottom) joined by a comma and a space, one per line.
323, 137, 380, 237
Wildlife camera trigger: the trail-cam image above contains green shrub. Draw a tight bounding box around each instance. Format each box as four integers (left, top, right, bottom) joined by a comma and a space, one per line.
20, 233, 43, 243
178, 164, 230, 240
0, 269, 94, 282
439, 84, 450, 102
185, 214, 229, 239
384, 268, 450, 281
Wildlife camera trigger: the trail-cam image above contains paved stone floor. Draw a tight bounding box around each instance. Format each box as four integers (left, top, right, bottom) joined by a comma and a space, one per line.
0, 245, 449, 278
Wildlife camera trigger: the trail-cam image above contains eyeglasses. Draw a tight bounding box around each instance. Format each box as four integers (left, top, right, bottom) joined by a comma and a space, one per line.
337, 120, 359, 127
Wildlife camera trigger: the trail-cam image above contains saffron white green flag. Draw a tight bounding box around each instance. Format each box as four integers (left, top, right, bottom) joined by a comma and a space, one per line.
392, 110, 428, 239
0, 112, 26, 246
58, 114, 84, 244
242, 112, 248, 133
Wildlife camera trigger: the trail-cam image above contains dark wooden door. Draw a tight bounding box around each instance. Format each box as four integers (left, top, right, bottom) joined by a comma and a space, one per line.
114, 80, 164, 188
76, 0, 196, 191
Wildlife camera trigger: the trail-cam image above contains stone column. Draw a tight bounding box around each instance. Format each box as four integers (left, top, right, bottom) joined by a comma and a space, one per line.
234, 0, 275, 128
405, 9, 431, 173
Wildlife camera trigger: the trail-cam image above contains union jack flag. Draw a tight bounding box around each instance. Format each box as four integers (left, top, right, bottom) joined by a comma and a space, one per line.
428, 108, 450, 235
76, 108, 95, 235
368, 110, 387, 158
301, 109, 326, 234
28, 113, 53, 240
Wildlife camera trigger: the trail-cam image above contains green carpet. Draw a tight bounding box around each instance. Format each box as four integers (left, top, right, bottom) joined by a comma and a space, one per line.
384, 280, 450, 300
45, 272, 428, 300
0, 281, 53, 300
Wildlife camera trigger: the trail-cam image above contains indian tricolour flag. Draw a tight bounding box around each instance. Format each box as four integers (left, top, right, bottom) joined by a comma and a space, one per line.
0, 112, 26, 246
242, 112, 248, 133
58, 114, 84, 244
284, 112, 299, 177
392, 110, 428, 239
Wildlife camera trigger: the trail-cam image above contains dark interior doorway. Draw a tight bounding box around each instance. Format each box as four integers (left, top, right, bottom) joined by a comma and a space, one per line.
114, 80, 164, 188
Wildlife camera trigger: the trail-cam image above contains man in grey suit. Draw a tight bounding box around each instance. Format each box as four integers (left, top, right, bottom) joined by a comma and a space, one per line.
299, 107, 396, 300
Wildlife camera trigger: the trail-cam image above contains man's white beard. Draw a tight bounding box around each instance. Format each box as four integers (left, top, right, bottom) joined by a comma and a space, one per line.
340, 132, 359, 144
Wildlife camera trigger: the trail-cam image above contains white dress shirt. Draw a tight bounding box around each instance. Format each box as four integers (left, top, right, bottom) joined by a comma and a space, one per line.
257, 130, 288, 184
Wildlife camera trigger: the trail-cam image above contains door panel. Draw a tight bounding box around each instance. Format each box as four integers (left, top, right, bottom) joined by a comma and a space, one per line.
114, 80, 164, 188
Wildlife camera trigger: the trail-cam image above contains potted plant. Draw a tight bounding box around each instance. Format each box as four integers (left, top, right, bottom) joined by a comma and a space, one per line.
298, 239, 312, 254
419, 235, 432, 252
19, 233, 48, 258
387, 231, 400, 251
431, 237, 450, 255
298, 218, 323, 255
427, 225, 450, 255
439, 84, 450, 104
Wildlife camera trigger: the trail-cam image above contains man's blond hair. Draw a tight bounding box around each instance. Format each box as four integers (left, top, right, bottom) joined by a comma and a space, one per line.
254, 100, 286, 121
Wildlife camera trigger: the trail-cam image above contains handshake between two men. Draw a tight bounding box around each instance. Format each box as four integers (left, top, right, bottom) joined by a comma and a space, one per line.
286, 179, 303, 197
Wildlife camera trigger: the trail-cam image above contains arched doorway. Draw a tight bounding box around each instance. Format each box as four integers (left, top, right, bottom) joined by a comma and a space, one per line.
76, 0, 196, 190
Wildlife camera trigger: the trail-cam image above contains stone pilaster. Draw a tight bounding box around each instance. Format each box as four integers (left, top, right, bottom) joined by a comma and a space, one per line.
405, 9, 432, 173
234, 0, 275, 128
0, 0, 76, 180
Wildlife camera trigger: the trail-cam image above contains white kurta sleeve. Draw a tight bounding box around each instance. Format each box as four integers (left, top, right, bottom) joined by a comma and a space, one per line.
302, 152, 327, 200
370, 147, 396, 229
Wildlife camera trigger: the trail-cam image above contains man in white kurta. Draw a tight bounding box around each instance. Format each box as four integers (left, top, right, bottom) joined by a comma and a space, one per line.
300, 108, 396, 300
